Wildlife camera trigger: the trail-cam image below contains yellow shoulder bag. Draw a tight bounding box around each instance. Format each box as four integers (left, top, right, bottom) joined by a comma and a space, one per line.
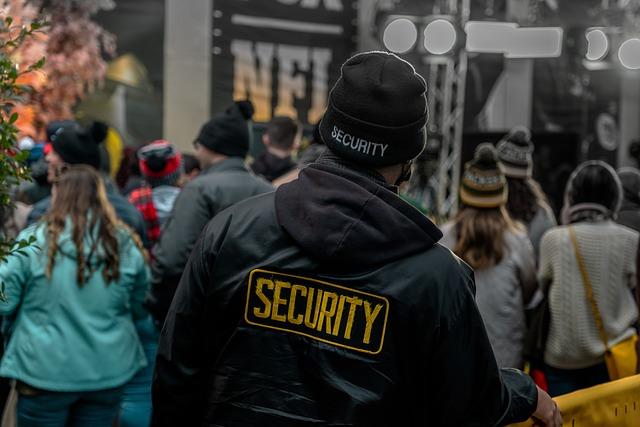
569, 226, 638, 380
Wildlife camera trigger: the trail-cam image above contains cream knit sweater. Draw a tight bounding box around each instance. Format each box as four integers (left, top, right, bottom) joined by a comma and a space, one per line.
539, 221, 639, 369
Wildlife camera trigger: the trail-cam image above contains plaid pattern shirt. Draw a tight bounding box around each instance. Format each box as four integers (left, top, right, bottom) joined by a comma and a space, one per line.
128, 185, 161, 246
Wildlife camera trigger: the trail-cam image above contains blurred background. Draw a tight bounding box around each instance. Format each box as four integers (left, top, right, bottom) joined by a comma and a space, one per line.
8, 0, 640, 216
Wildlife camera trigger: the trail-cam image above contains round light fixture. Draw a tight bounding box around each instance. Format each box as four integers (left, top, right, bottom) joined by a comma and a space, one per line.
423, 19, 457, 55
383, 18, 417, 54
619, 38, 640, 69
585, 29, 608, 61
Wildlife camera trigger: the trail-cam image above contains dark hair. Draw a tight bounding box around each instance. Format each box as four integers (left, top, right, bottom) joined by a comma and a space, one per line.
505, 177, 552, 223
183, 153, 200, 174
565, 161, 622, 212
116, 147, 141, 190
266, 116, 301, 150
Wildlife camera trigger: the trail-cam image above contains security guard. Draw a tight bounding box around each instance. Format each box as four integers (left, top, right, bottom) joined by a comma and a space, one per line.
152, 52, 561, 426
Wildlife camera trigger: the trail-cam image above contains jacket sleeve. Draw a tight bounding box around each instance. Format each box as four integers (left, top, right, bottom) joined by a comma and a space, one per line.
26, 197, 49, 226
515, 234, 538, 304
126, 235, 151, 321
422, 265, 537, 426
129, 207, 149, 250
152, 215, 228, 427
149, 183, 213, 323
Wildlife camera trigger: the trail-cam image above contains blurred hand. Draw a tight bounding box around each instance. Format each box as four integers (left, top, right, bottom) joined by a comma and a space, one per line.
532, 386, 562, 427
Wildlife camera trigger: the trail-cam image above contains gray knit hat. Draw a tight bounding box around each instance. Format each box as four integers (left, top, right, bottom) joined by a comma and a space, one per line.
496, 126, 533, 179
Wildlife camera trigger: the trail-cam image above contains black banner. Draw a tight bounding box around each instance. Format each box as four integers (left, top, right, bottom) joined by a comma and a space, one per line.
211, 0, 357, 125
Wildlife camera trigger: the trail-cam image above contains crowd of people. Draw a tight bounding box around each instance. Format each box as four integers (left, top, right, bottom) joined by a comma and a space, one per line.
0, 50, 636, 426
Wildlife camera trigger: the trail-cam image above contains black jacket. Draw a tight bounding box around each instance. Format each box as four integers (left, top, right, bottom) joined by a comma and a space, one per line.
153, 155, 537, 426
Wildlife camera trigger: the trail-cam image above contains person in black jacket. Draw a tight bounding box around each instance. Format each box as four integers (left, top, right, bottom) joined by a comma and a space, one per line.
152, 52, 561, 426
251, 116, 301, 182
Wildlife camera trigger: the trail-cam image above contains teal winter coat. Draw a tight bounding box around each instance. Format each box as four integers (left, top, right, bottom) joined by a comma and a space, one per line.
0, 221, 149, 392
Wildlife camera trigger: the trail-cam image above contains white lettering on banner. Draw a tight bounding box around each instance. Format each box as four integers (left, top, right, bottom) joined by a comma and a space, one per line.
277, 0, 343, 10
231, 40, 332, 123
331, 125, 389, 157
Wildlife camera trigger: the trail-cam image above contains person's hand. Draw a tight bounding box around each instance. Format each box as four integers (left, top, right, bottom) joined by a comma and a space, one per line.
532, 386, 562, 426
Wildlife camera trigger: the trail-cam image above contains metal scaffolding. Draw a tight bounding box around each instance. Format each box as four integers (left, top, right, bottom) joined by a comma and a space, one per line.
404, 0, 469, 221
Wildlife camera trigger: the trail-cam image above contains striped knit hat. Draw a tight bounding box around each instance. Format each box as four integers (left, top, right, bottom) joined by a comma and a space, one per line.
496, 126, 533, 179
138, 140, 183, 188
460, 143, 508, 208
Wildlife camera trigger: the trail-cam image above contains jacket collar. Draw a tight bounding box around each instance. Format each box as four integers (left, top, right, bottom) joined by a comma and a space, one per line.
314, 151, 399, 193
201, 157, 248, 175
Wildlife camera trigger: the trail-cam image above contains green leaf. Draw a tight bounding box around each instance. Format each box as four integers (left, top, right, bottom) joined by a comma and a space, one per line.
9, 112, 17, 124
5, 17, 12, 27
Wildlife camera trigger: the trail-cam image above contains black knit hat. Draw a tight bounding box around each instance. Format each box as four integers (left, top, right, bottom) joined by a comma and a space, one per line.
320, 51, 428, 168
460, 143, 508, 208
50, 122, 107, 170
496, 126, 533, 179
195, 101, 254, 158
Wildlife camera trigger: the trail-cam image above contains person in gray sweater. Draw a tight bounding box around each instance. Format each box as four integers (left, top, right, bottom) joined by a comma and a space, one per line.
441, 144, 537, 369
539, 161, 639, 396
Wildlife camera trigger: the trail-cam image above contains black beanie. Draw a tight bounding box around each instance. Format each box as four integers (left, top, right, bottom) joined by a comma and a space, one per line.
320, 51, 428, 168
195, 101, 254, 158
51, 122, 106, 169
46, 120, 78, 142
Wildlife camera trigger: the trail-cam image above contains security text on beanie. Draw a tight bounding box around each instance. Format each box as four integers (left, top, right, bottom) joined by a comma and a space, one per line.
332, 126, 389, 158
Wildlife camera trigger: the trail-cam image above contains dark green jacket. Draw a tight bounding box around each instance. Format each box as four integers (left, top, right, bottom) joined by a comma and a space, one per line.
149, 157, 273, 322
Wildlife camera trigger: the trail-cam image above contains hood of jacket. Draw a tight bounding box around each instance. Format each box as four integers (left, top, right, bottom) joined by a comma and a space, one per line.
275, 154, 442, 270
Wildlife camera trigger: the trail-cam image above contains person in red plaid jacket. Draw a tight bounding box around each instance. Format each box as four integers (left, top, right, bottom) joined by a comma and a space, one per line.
129, 141, 183, 247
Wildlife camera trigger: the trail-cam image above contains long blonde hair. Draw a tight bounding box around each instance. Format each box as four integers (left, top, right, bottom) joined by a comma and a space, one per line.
453, 205, 522, 270
44, 165, 146, 285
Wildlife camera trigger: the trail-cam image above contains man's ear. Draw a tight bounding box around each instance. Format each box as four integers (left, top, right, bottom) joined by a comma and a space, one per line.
262, 134, 270, 148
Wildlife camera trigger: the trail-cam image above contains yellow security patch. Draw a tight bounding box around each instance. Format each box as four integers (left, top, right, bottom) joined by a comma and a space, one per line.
244, 269, 389, 355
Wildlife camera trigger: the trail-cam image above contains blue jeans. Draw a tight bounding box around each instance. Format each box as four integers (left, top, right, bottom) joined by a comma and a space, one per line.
17, 386, 123, 427
119, 315, 159, 427
544, 362, 610, 397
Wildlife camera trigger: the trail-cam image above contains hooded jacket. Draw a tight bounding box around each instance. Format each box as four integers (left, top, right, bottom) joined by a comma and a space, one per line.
0, 221, 148, 391
152, 154, 537, 426
148, 157, 273, 324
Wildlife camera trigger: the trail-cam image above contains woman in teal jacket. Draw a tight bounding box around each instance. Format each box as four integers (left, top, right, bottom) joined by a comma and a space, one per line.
0, 165, 149, 427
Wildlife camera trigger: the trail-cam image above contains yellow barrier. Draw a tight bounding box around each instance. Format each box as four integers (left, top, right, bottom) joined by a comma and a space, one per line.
511, 375, 640, 427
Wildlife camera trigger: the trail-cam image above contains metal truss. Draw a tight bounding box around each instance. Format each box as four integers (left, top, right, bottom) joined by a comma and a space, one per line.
404, 0, 468, 221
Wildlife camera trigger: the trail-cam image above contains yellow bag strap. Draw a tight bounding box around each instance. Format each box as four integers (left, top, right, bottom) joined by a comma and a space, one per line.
568, 226, 610, 350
